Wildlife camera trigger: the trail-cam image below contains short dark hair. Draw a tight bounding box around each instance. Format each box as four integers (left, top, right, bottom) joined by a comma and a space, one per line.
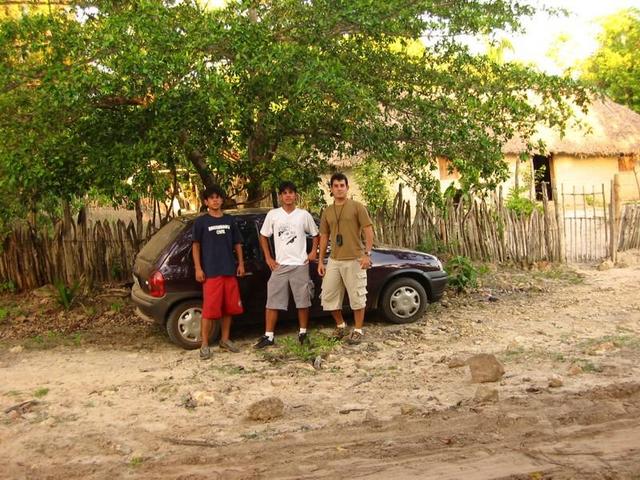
278, 181, 297, 194
330, 172, 348, 186
201, 185, 226, 201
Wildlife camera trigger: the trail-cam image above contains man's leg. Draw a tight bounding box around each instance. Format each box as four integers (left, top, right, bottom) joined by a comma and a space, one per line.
255, 268, 289, 348
321, 259, 348, 339
297, 307, 309, 330
330, 309, 345, 326
344, 260, 368, 344
265, 308, 279, 332
218, 277, 242, 353
220, 315, 232, 342
353, 308, 365, 329
201, 278, 224, 359
201, 317, 213, 348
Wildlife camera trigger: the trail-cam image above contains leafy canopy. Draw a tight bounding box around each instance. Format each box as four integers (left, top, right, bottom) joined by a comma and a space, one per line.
0, 0, 588, 221
579, 8, 640, 113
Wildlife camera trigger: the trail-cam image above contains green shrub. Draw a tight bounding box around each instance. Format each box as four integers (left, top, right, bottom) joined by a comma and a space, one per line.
261, 332, 340, 363
506, 187, 541, 217
446, 255, 478, 292
54, 280, 80, 310
0, 280, 16, 294
416, 236, 451, 256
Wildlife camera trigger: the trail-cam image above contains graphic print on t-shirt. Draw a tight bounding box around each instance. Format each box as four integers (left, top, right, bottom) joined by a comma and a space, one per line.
193, 214, 242, 277
277, 224, 297, 245
260, 208, 319, 265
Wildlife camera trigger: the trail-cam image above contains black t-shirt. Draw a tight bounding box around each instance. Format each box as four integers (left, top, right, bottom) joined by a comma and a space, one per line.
192, 213, 243, 277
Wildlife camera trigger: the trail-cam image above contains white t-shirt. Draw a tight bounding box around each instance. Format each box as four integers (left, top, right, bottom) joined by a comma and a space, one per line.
260, 208, 319, 265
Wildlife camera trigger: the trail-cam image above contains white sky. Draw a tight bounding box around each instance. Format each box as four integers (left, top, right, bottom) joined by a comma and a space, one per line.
504, 0, 640, 74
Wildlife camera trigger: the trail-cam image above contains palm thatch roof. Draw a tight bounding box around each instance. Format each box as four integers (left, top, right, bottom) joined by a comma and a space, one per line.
502, 97, 640, 156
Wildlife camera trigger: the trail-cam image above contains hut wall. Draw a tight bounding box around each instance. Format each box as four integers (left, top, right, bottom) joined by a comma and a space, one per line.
553, 154, 639, 202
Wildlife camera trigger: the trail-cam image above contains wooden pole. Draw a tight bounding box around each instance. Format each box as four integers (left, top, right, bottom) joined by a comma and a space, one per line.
610, 174, 621, 262
553, 185, 565, 262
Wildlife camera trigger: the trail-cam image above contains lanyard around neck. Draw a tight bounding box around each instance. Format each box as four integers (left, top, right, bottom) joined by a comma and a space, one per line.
333, 200, 347, 233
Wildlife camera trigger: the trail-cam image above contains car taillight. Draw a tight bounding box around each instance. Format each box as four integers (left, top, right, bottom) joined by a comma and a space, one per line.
148, 271, 166, 298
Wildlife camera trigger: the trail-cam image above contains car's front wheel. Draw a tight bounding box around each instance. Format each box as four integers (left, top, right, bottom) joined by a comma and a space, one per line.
166, 299, 221, 349
380, 277, 428, 324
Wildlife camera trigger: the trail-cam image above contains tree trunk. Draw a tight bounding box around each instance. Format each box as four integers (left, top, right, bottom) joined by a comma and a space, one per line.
134, 199, 143, 246
188, 149, 217, 190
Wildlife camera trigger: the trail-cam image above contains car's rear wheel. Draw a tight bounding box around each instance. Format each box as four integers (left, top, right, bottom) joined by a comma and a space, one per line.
380, 277, 427, 324
166, 299, 220, 350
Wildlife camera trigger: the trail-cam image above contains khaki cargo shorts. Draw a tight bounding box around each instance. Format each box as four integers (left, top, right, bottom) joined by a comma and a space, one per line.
321, 258, 368, 311
266, 264, 313, 310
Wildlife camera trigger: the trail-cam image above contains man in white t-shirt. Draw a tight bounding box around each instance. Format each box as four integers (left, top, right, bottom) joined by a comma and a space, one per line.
254, 181, 319, 348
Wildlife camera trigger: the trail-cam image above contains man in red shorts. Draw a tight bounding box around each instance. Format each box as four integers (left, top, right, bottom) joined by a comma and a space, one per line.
192, 185, 245, 360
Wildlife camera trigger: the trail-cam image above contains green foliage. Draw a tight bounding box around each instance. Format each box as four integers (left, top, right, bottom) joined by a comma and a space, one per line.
446, 256, 479, 292
263, 333, 340, 363
0, 280, 16, 293
33, 387, 49, 398
53, 279, 79, 310
531, 267, 584, 285
24, 331, 83, 349
109, 261, 123, 279
579, 8, 640, 113
506, 186, 540, 217
416, 236, 450, 256
0, 306, 8, 324
354, 160, 392, 214
0, 0, 589, 230
110, 300, 124, 313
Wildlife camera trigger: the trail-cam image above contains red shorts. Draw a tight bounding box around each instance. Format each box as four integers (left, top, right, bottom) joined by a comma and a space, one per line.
202, 276, 244, 319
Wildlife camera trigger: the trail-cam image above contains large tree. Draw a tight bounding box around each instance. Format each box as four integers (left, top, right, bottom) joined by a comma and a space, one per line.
0, 0, 587, 218
579, 7, 640, 114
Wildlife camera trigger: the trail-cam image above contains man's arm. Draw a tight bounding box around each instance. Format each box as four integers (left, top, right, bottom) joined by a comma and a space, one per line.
308, 235, 319, 262
192, 242, 205, 282
259, 234, 278, 271
359, 225, 374, 269
318, 233, 329, 276
235, 243, 245, 276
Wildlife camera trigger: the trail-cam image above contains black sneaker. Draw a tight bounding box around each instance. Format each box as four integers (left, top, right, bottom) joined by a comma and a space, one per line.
298, 332, 310, 345
254, 335, 275, 349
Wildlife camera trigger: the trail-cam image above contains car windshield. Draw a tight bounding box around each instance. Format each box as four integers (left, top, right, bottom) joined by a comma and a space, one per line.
137, 218, 186, 263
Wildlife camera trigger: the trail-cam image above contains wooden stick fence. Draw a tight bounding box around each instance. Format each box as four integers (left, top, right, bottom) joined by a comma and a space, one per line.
0, 213, 157, 291
374, 182, 640, 265
1, 181, 640, 292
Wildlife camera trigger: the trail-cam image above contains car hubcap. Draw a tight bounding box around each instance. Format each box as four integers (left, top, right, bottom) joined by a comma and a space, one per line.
178, 307, 202, 341
389, 286, 420, 318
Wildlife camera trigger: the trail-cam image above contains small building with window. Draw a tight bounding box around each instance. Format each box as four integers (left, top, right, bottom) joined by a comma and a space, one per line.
501, 96, 640, 202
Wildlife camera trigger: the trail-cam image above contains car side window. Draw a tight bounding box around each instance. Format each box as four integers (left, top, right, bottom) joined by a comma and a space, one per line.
236, 218, 261, 261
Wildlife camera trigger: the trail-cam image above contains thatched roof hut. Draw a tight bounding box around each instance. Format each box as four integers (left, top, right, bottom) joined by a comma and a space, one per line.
502, 97, 640, 157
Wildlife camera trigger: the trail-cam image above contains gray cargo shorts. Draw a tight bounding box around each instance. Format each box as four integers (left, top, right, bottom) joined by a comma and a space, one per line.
266, 264, 313, 310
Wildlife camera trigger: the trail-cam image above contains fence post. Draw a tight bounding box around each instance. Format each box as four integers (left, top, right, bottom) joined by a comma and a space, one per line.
610, 174, 621, 263
552, 184, 565, 262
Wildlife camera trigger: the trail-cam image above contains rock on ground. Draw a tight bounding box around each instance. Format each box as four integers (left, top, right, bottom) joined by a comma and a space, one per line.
246, 397, 285, 421
467, 354, 505, 383
474, 386, 499, 403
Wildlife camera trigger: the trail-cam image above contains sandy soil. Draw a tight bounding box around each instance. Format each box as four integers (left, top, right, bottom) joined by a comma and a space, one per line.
1, 252, 640, 479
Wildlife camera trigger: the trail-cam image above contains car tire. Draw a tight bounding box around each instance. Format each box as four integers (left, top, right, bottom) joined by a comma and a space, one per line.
166, 299, 221, 350
380, 277, 428, 324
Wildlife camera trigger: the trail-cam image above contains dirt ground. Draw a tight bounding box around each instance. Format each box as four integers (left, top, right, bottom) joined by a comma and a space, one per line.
1, 252, 640, 479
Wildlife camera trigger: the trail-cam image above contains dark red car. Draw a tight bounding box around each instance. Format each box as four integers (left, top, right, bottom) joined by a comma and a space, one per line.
131, 209, 447, 349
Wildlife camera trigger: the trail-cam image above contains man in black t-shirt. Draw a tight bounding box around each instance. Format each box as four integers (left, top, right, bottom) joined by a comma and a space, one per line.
192, 185, 245, 360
